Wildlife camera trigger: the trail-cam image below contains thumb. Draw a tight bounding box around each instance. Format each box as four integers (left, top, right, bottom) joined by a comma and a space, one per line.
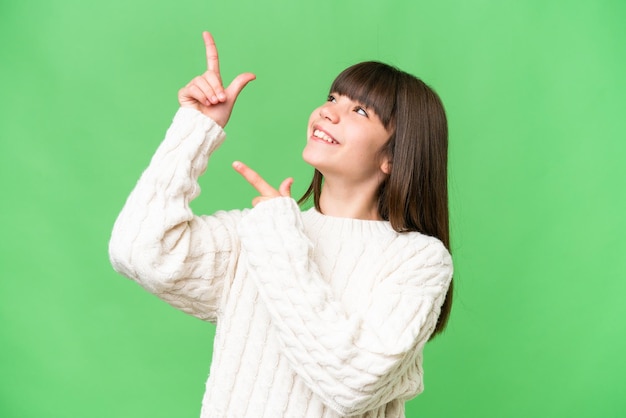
279, 177, 293, 197
226, 72, 256, 101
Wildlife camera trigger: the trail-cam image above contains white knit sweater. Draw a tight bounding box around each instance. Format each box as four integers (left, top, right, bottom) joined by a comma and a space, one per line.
109, 107, 453, 418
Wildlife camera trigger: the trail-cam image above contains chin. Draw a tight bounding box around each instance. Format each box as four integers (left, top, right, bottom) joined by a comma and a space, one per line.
302, 149, 324, 171
302, 143, 337, 176
301, 145, 317, 167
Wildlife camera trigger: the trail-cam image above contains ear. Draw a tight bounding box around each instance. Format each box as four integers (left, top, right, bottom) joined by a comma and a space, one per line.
380, 157, 392, 175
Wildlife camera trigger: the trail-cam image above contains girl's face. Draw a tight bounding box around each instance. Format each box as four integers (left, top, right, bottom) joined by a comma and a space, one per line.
303, 93, 392, 184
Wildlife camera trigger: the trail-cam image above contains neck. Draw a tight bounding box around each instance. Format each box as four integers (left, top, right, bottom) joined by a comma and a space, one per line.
318, 177, 383, 221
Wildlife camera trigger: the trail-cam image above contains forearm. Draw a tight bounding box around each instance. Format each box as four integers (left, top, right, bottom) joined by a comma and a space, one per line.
238, 198, 452, 413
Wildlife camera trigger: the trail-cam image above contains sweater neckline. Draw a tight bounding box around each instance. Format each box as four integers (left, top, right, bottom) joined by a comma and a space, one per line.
302, 207, 395, 237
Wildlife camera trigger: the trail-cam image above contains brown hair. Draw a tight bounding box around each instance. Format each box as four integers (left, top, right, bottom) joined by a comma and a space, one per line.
299, 61, 452, 340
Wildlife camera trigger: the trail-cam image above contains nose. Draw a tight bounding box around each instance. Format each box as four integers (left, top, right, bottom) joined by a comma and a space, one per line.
319, 103, 339, 123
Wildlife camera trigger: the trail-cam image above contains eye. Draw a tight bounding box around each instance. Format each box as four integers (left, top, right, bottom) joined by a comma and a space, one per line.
355, 106, 369, 117
327, 94, 337, 103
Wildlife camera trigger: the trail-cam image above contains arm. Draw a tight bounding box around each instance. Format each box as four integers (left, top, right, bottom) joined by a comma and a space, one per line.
109, 108, 241, 322
238, 197, 453, 415
109, 32, 255, 322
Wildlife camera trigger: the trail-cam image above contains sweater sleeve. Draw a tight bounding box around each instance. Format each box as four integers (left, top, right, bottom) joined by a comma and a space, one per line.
109, 107, 244, 323
237, 197, 453, 415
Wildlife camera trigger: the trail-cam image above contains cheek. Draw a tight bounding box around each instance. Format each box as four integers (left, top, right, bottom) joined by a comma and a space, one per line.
353, 135, 391, 169
369, 126, 392, 152
355, 127, 388, 153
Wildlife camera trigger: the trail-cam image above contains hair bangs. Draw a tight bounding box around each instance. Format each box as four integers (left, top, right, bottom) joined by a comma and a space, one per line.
329, 61, 399, 130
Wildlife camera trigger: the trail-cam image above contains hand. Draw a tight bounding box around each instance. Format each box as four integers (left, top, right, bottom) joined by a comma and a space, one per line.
232, 161, 293, 207
178, 31, 256, 128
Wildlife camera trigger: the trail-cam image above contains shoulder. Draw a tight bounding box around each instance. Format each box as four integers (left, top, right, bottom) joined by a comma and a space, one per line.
386, 231, 453, 282
391, 231, 450, 261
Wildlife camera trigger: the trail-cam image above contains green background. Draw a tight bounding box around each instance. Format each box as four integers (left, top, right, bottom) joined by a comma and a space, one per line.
1, 0, 625, 417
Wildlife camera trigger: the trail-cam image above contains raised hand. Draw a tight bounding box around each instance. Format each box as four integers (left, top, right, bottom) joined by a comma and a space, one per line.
232, 161, 293, 207
178, 31, 256, 128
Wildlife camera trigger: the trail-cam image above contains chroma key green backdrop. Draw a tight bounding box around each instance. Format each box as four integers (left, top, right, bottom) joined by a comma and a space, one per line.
1, 0, 625, 417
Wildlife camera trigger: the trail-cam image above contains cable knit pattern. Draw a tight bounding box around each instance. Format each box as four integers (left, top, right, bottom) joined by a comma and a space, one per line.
109, 107, 453, 418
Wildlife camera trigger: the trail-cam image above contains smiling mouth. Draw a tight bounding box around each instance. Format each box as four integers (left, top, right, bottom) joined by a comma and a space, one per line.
313, 129, 339, 144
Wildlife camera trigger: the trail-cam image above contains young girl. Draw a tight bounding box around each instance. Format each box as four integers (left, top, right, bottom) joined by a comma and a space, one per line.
109, 31, 453, 418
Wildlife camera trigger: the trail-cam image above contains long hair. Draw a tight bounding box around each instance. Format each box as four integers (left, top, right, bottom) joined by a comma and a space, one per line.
299, 61, 452, 340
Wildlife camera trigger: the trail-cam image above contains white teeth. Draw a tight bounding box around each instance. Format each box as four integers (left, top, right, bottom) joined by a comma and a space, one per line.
313, 129, 336, 144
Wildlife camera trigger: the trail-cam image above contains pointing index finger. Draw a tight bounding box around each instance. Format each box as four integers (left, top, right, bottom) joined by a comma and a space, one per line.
232, 161, 277, 196
203, 31, 222, 83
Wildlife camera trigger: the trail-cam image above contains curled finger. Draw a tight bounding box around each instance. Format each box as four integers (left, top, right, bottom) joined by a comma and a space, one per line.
191, 76, 220, 105
201, 71, 226, 102
252, 196, 272, 207
187, 83, 214, 107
